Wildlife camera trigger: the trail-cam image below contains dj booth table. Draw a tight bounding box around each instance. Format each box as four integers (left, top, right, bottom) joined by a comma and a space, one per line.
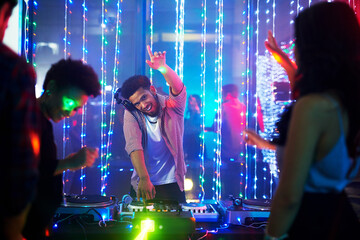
52, 221, 265, 240
50, 195, 268, 240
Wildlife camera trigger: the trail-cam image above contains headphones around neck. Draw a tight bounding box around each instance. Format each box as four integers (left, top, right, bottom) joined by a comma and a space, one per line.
114, 87, 147, 149
114, 88, 136, 112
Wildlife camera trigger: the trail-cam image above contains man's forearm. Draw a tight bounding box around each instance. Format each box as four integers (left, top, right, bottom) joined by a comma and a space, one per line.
159, 65, 183, 95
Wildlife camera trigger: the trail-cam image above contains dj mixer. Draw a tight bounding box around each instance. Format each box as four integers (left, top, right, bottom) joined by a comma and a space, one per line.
52, 195, 268, 239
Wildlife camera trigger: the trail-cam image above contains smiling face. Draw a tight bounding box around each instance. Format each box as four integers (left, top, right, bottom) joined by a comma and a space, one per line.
128, 86, 159, 117
42, 86, 89, 123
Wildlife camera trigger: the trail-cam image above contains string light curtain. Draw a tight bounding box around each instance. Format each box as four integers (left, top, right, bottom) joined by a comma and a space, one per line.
29, 0, 355, 201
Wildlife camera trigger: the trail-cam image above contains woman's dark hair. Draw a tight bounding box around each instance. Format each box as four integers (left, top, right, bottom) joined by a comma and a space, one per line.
43, 58, 101, 97
120, 75, 151, 99
294, 2, 360, 158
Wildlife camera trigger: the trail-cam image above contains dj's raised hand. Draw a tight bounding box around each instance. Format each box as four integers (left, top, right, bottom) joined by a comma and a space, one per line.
146, 45, 167, 71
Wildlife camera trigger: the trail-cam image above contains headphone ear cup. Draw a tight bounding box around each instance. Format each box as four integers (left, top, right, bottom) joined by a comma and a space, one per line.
114, 88, 122, 104
114, 88, 136, 111
124, 100, 136, 112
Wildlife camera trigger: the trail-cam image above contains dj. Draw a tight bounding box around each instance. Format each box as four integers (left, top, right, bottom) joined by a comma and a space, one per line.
120, 46, 187, 203
22, 59, 100, 240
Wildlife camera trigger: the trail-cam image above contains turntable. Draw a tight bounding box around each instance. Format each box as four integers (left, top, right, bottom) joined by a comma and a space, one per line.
242, 199, 271, 210
219, 198, 271, 225
55, 194, 118, 221
181, 202, 207, 213
181, 202, 220, 222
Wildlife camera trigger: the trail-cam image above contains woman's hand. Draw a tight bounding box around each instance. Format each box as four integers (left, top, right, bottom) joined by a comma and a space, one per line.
243, 129, 276, 150
265, 30, 290, 67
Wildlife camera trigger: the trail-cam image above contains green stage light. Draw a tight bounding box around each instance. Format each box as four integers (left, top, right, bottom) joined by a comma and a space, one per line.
62, 96, 75, 111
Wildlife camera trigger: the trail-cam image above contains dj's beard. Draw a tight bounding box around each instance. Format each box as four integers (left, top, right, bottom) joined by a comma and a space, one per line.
143, 93, 160, 117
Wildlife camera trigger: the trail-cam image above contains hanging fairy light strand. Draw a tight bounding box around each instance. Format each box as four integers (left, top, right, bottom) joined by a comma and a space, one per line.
23, 1, 38, 66
199, 0, 207, 202
24, 0, 30, 62
149, 0, 154, 83
261, 0, 277, 200
213, 0, 223, 202
81, 0, 88, 65
31, 1, 38, 68
175, 0, 185, 81
250, 0, 260, 200
237, 0, 249, 200
80, 0, 88, 195
64, 0, 72, 59
268, 0, 276, 199
106, 0, 123, 172
62, 0, 72, 195
296, 0, 303, 15
100, 0, 109, 196
175, 0, 179, 75
179, 0, 185, 80
244, 0, 251, 200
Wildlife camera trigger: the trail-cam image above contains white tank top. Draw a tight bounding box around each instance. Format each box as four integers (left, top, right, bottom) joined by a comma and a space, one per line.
145, 115, 177, 185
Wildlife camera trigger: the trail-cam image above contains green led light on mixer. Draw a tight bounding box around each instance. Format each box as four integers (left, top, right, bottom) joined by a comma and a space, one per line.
141, 219, 155, 233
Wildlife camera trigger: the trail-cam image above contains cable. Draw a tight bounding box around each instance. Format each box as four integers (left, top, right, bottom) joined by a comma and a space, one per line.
196, 230, 208, 240
55, 213, 78, 224
84, 208, 103, 220
239, 221, 268, 229
75, 217, 88, 240
54, 213, 89, 240
193, 223, 229, 240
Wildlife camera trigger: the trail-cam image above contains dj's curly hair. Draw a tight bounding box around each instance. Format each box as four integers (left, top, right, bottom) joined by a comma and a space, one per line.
43, 58, 101, 97
120, 75, 151, 100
